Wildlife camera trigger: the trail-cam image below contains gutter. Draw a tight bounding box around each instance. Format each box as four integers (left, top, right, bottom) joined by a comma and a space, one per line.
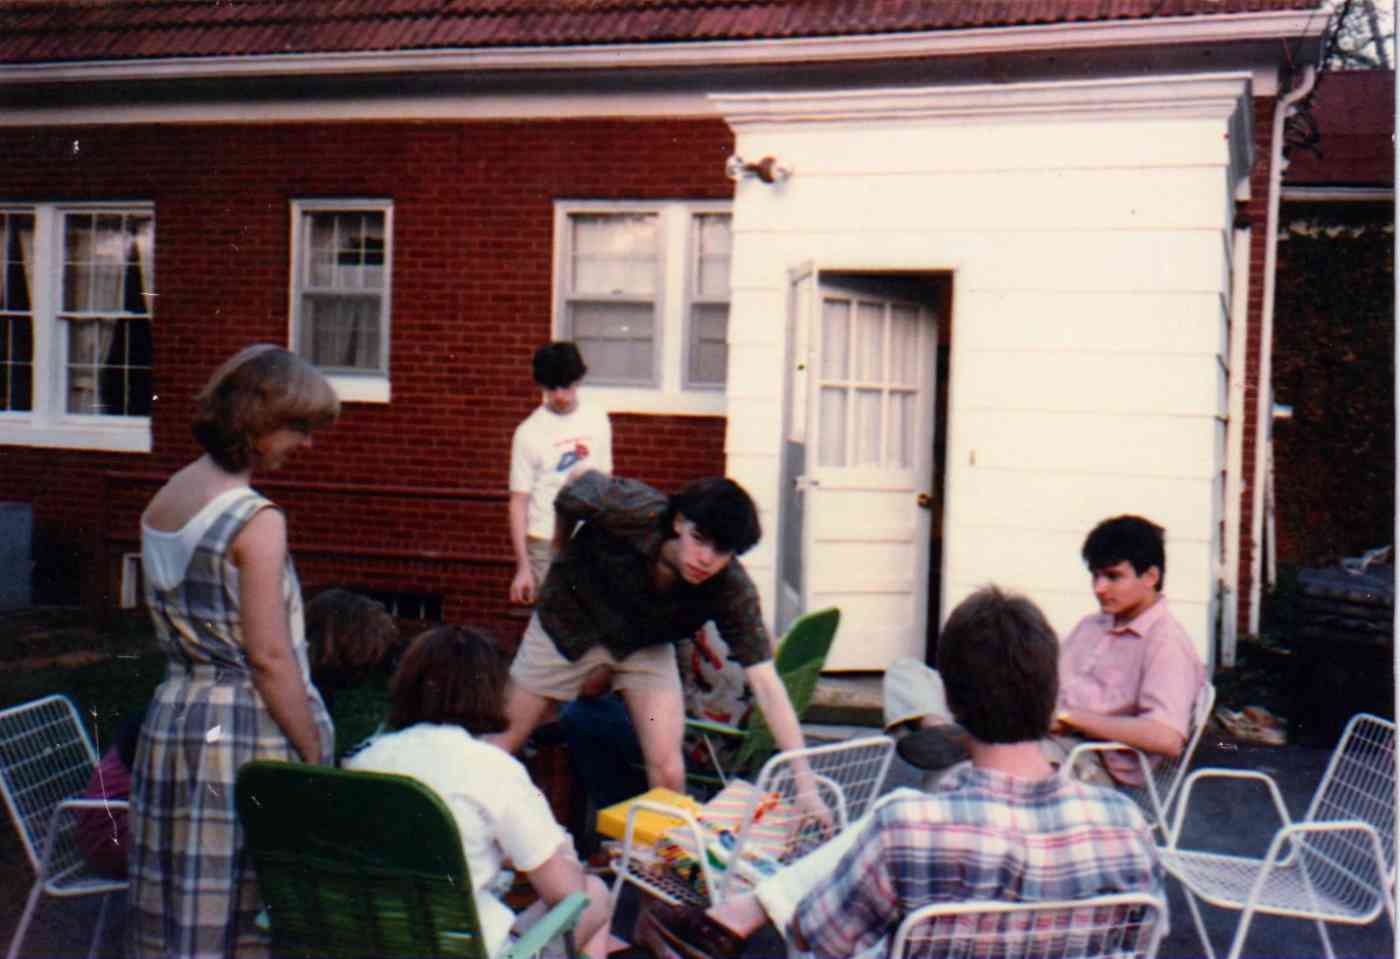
1248, 63, 1318, 637
0, 11, 1326, 86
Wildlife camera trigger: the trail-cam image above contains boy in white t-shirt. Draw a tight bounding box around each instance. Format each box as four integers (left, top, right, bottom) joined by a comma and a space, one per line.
508, 341, 612, 605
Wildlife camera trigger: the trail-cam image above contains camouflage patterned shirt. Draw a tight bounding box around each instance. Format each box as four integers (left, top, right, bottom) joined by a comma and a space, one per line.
536, 471, 772, 668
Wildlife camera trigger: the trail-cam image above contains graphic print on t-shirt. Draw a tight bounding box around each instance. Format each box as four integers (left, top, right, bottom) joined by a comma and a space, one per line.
553, 439, 592, 474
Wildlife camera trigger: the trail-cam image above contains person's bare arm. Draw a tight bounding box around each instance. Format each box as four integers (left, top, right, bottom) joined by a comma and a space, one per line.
745, 662, 830, 824
527, 847, 611, 956
508, 491, 537, 604
745, 661, 805, 754
232, 508, 322, 764
1053, 710, 1185, 759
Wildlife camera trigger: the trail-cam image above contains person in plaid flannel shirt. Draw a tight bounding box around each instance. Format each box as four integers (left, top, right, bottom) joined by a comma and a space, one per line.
640, 585, 1165, 959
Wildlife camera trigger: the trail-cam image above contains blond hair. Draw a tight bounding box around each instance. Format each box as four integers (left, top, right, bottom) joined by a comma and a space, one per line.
192, 345, 339, 471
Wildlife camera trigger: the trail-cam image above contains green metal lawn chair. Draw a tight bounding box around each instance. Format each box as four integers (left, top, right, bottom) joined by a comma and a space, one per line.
685, 606, 841, 788
235, 760, 589, 959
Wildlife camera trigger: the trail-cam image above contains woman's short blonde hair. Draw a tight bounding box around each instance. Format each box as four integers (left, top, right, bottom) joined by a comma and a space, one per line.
192, 344, 339, 471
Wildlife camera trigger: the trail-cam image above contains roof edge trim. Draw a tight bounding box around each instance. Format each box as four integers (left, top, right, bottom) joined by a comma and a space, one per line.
0, 11, 1327, 86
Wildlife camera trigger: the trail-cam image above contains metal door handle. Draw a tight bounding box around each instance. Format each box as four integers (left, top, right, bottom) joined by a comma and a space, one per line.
916, 492, 933, 509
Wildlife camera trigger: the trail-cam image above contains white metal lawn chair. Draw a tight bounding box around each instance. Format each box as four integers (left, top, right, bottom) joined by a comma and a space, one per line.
0, 694, 129, 959
1157, 712, 1396, 959
890, 892, 1166, 959
1067, 683, 1216, 839
611, 734, 896, 909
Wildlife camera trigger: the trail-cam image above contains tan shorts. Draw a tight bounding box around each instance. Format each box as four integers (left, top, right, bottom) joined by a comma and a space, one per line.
510, 613, 681, 702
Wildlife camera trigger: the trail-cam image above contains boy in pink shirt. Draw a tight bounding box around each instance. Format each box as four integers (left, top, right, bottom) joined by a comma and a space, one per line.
887, 515, 1205, 784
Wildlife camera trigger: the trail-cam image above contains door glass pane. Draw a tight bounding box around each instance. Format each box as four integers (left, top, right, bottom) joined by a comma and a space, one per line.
572, 213, 657, 295
855, 388, 882, 465
821, 298, 849, 379
854, 301, 884, 382
891, 390, 913, 469
891, 304, 919, 385
818, 387, 847, 467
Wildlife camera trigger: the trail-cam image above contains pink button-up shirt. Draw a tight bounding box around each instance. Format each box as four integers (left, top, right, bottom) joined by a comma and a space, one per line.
1058, 597, 1204, 783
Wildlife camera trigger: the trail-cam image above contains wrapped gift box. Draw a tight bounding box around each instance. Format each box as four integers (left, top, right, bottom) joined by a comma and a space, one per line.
595, 787, 701, 845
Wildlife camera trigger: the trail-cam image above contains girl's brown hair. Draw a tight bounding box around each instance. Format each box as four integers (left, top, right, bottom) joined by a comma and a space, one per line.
387, 625, 510, 736
305, 588, 400, 692
192, 344, 339, 472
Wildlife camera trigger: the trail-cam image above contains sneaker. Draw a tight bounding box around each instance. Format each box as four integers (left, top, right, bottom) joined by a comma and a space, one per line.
896, 724, 970, 771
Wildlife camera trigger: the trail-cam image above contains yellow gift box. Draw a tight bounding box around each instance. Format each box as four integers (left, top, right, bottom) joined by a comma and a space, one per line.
595, 788, 702, 845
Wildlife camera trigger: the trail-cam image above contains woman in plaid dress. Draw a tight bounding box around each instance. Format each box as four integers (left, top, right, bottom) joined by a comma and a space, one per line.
128, 345, 338, 958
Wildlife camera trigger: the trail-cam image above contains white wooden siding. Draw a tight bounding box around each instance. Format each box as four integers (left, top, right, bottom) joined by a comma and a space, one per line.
717, 75, 1253, 664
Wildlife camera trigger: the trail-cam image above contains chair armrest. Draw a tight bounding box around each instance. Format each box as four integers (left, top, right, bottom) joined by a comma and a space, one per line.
55, 798, 131, 812
1165, 768, 1290, 849
686, 718, 745, 739
498, 891, 590, 959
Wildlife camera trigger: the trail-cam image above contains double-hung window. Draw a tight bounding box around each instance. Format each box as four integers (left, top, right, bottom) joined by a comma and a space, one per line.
0, 203, 155, 452
290, 199, 392, 403
555, 201, 731, 413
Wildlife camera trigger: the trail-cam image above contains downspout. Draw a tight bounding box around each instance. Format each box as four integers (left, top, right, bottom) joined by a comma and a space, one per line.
1221, 210, 1252, 668
1248, 64, 1317, 635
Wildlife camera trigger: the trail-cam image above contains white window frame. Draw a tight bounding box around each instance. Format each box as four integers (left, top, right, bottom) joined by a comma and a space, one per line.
0, 202, 154, 453
289, 198, 393, 404
553, 200, 729, 416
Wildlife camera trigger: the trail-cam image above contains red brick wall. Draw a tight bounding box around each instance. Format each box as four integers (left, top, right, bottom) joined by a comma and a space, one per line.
1232, 95, 1279, 637
0, 118, 733, 636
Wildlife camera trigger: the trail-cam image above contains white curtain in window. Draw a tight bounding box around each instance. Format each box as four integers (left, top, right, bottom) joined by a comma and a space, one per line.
16, 217, 34, 309
67, 319, 116, 414
133, 217, 154, 312
572, 214, 656, 295
306, 296, 379, 369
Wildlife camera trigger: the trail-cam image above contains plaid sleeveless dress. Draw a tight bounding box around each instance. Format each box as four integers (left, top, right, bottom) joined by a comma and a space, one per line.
128, 487, 333, 958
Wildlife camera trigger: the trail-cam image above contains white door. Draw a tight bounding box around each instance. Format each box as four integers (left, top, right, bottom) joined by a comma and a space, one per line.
783, 272, 939, 670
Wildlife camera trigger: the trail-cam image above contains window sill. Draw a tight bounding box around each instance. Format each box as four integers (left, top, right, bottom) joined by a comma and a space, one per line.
587, 386, 726, 417
327, 373, 390, 404
0, 418, 153, 453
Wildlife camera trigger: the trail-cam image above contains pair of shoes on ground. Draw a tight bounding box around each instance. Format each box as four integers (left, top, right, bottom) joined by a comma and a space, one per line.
633, 897, 747, 959
894, 722, 970, 771
1214, 705, 1286, 746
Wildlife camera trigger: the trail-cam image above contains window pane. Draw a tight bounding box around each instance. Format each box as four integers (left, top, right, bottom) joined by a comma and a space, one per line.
855, 388, 882, 466
694, 213, 732, 298
1, 213, 35, 412
688, 302, 728, 387
62, 212, 154, 314
854, 301, 884, 382
301, 294, 382, 370
570, 301, 654, 383
65, 317, 153, 416
818, 387, 847, 467
0, 314, 33, 412
821, 298, 849, 379
2, 213, 34, 313
571, 213, 657, 295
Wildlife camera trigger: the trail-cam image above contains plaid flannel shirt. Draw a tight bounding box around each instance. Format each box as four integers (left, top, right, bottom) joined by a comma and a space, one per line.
793, 765, 1164, 959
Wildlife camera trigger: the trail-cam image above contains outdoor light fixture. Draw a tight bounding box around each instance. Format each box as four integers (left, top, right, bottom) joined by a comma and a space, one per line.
725, 154, 792, 184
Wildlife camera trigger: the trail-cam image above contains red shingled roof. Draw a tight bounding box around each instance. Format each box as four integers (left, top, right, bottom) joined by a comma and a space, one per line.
0, 0, 1327, 65
1287, 70, 1396, 187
